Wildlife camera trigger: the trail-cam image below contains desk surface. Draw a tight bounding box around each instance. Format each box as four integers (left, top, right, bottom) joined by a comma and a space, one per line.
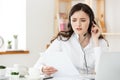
0, 76, 95, 80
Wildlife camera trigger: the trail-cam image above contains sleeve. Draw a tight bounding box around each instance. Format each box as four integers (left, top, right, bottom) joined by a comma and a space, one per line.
33, 39, 62, 74
33, 52, 46, 74
94, 39, 109, 73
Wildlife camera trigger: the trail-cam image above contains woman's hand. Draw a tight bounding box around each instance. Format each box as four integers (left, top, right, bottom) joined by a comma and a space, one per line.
91, 23, 102, 46
42, 66, 58, 76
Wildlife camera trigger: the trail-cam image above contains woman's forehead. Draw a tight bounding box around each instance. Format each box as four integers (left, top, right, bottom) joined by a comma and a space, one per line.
71, 10, 89, 18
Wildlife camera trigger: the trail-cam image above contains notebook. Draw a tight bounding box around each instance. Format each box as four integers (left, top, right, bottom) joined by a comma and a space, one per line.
95, 52, 120, 80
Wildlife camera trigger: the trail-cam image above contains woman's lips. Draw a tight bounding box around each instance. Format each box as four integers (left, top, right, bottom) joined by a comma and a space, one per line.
76, 28, 82, 31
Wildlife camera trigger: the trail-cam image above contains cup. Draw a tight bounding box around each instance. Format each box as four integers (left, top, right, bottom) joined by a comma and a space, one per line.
13, 64, 28, 77
0, 69, 6, 77
0, 65, 6, 77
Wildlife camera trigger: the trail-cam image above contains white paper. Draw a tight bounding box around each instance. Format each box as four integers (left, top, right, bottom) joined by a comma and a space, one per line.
42, 52, 80, 77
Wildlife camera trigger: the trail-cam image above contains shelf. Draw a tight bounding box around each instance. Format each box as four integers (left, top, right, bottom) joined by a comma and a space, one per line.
102, 33, 120, 35
0, 50, 29, 55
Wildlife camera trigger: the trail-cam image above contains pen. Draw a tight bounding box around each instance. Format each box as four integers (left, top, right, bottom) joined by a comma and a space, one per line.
43, 76, 53, 80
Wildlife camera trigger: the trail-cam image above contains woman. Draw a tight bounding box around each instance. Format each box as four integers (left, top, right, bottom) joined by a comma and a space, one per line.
34, 3, 108, 79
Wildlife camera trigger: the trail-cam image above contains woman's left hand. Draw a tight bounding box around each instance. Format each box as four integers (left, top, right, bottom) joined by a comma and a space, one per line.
91, 23, 102, 46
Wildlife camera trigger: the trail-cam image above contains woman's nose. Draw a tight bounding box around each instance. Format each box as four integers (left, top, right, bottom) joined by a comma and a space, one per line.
77, 21, 81, 27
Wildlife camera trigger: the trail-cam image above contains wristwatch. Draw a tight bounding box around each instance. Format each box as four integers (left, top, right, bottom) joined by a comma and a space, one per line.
0, 36, 4, 48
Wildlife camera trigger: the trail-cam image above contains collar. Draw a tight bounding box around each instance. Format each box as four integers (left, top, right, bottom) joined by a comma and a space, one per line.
73, 32, 79, 40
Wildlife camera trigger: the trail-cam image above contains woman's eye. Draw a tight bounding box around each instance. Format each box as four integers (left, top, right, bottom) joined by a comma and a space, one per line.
81, 20, 86, 22
72, 19, 77, 22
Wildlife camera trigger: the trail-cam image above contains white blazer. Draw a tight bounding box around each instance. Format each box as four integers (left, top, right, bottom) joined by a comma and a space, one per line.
34, 33, 108, 75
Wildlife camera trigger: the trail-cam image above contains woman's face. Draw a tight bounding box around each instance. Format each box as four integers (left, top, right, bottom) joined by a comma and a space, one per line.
71, 10, 90, 36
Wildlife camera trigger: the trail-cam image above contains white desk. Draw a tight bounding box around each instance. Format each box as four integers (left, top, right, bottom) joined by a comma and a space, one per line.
1, 76, 44, 80
0, 77, 27, 80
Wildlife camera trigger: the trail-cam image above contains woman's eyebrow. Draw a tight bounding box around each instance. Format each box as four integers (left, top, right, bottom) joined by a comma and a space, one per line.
80, 18, 86, 19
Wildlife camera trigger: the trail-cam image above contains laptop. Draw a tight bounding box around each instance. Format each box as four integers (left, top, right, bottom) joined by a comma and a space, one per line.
95, 52, 120, 80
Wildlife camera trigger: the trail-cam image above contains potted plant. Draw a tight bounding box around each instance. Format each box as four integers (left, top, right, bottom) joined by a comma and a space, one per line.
0, 65, 6, 76
7, 40, 12, 49
10, 64, 20, 78
11, 72, 19, 75
10, 71, 19, 79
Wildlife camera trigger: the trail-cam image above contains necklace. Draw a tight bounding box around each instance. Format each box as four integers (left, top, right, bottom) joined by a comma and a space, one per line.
79, 33, 89, 74
81, 46, 88, 74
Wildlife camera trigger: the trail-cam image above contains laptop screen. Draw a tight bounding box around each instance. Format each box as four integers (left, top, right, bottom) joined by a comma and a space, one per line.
95, 52, 120, 80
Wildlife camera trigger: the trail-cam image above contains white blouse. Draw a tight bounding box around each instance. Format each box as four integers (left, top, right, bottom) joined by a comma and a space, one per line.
34, 33, 108, 77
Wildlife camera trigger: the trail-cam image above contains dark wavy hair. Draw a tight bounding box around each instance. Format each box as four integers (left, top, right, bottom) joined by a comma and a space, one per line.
51, 3, 104, 43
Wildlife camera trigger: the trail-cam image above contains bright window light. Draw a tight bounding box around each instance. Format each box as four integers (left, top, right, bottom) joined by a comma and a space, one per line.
0, 0, 26, 50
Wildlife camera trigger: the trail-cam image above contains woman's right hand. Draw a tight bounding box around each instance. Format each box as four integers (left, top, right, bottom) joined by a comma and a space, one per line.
42, 66, 58, 76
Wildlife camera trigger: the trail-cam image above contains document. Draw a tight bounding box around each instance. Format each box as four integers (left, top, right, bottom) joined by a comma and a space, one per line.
42, 52, 80, 77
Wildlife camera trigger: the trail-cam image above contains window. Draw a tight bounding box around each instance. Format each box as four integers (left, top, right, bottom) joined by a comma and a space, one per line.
0, 0, 26, 50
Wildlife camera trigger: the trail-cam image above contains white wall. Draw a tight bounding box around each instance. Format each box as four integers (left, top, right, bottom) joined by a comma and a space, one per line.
26, 0, 54, 53
0, 0, 54, 67
105, 0, 120, 52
